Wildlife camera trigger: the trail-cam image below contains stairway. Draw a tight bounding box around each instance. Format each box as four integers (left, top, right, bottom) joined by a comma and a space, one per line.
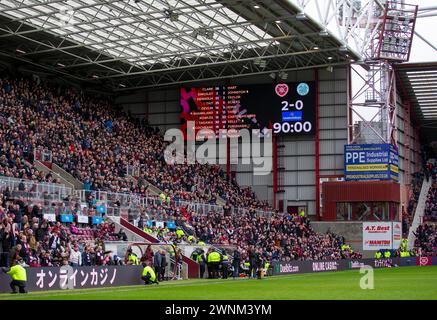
50, 163, 84, 189
407, 178, 433, 250
108, 215, 199, 278
34, 160, 76, 190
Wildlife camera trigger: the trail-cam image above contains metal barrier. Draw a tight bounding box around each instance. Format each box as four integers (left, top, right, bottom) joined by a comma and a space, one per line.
73, 184, 276, 222
230, 206, 275, 218
0, 176, 73, 202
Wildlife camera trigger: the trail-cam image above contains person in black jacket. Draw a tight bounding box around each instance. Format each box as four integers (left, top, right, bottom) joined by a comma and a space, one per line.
160, 251, 167, 282
153, 249, 162, 279
232, 249, 241, 279
248, 247, 256, 278
0, 224, 5, 267
82, 246, 93, 266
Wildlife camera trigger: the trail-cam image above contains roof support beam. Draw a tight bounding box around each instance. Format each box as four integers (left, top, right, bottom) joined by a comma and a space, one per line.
96, 48, 338, 79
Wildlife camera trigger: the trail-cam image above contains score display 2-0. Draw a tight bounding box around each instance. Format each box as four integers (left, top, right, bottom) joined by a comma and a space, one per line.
269, 81, 316, 135
273, 99, 312, 134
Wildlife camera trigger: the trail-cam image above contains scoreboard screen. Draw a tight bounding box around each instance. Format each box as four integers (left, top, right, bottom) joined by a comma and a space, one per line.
180, 81, 316, 136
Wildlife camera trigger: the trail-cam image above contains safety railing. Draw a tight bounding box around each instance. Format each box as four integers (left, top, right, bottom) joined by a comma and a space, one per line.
230, 206, 275, 218
0, 176, 73, 202
75, 185, 276, 221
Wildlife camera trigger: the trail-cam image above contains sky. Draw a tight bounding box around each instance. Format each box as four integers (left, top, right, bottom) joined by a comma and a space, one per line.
348, 0, 437, 123
409, 0, 437, 62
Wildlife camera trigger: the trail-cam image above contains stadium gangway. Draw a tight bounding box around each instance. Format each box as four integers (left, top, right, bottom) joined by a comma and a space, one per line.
0, 176, 73, 202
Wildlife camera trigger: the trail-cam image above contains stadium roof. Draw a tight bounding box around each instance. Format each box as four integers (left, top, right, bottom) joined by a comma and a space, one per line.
0, 0, 359, 91
395, 61, 437, 142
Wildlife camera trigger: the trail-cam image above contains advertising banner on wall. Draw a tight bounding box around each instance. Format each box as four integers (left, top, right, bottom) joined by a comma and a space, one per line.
77, 215, 89, 224
0, 265, 144, 293
392, 221, 402, 249
344, 144, 399, 181
363, 222, 393, 250
347, 258, 401, 269
273, 258, 401, 276
416, 256, 433, 266
273, 260, 344, 276
43, 213, 56, 222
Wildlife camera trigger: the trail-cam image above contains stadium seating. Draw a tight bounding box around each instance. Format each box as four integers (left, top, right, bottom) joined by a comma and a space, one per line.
0, 77, 269, 211
414, 224, 437, 256
0, 76, 362, 267
423, 183, 437, 222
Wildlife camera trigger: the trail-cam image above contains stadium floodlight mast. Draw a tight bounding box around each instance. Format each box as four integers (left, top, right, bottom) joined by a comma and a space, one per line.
289, 0, 418, 145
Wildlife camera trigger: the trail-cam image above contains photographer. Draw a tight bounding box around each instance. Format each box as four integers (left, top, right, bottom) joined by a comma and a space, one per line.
1, 259, 27, 294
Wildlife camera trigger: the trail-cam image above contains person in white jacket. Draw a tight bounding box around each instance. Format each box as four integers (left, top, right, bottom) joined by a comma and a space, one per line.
69, 245, 82, 266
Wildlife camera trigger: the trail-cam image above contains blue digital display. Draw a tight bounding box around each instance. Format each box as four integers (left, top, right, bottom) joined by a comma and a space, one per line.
61, 214, 73, 223
166, 221, 176, 230
282, 111, 302, 122
92, 216, 103, 225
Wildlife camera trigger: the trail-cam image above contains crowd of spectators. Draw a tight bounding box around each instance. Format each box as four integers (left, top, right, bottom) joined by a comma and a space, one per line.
127, 196, 361, 263
409, 150, 437, 254
0, 76, 270, 212
1, 75, 364, 266
414, 224, 436, 256
424, 182, 437, 222
0, 185, 127, 268
178, 210, 361, 262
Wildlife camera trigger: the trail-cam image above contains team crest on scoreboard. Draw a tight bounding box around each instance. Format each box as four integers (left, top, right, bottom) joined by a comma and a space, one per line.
275, 83, 289, 97
297, 82, 310, 96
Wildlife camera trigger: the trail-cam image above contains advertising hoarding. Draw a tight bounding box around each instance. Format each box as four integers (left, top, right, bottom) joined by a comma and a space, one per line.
363, 222, 393, 250
272, 258, 401, 276
77, 215, 89, 224
0, 265, 144, 293
344, 144, 399, 181
392, 221, 402, 249
362, 222, 403, 250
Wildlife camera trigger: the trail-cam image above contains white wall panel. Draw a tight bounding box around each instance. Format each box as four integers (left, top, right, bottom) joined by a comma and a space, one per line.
236, 173, 252, 186
252, 186, 269, 201
319, 105, 347, 118
284, 157, 298, 170
253, 174, 271, 186
298, 171, 315, 185
298, 186, 315, 200
284, 171, 298, 185
297, 156, 315, 170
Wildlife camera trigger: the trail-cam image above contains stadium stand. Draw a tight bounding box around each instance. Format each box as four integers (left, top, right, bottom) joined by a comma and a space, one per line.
423, 181, 437, 223
0, 77, 270, 211
0, 180, 124, 268
0, 75, 362, 267
414, 224, 437, 257
187, 210, 362, 261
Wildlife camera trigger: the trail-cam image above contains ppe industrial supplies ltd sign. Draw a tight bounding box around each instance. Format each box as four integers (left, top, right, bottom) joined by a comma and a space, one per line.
344, 144, 399, 181
363, 222, 402, 250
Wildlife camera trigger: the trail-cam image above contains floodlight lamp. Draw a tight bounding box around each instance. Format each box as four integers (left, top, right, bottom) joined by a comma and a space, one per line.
296, 13, 307, 20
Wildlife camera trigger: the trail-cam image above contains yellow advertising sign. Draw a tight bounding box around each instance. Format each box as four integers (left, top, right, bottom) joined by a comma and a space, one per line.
390, 164, 399, 173
346, 164, 388, 172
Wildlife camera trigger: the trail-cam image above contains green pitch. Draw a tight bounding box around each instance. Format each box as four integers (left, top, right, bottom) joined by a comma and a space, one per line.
1, 266, 436, 300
